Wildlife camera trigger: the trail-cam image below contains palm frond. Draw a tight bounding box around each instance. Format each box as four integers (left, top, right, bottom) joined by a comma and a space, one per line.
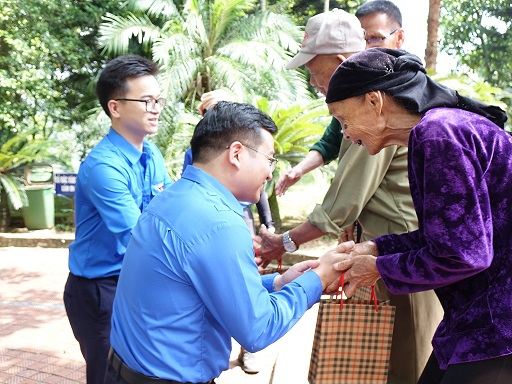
159, 57, 202, 102
0, 174, 28, 210
152, 32, 198, 66
211, 0, 256, 46
126, 0, 180, 19
204, 56, 250, 98
98, 12, 162, 55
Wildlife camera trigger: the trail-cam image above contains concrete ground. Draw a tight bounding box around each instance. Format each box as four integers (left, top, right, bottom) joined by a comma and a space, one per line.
0, 232, 320, 384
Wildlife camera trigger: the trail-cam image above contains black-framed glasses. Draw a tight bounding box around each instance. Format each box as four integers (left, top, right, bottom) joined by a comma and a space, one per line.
227, 143, 278, 172
365, 28, 399, 45
114, 98, 167, 112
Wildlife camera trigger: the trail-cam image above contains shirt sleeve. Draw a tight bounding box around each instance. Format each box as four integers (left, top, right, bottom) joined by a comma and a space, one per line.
81, 162, 142, 248
310, 118, 343, 164
308, 141, 400, 236
374, 231, 422, 254
182, 222, 322, 352
376, 136, 494, 294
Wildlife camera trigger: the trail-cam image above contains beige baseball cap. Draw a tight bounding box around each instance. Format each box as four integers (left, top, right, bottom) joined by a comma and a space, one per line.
286, 9, 365, 69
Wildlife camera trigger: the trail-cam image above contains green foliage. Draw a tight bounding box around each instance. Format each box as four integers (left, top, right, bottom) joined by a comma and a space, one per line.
440, 0, 512, 90
0, 132, 56, 210
254, 97, 330, 191
432, 72, 511, 131
0, 0, 130, 169
154, 103, 202, 180
437, 1, 512, 131
98, 0, 311, 108
282, 0, 364, 25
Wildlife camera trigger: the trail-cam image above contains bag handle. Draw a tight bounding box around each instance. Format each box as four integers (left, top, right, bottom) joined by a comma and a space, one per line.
337, 273, 379, 312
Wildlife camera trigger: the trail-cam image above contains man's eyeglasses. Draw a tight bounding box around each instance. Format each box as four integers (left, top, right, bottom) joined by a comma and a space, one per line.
227, 143, 278, 172
114, 98, 167, 112
365, 28, 399, 45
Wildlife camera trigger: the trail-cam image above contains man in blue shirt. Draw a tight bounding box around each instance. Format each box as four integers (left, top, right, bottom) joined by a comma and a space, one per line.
63, 54, 172, 384
105, 101, 351, 383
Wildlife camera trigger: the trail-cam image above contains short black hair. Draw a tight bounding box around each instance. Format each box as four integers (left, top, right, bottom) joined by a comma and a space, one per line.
356, 0, 402, 27
190, 101, 278, 164
96, 54, 159, 117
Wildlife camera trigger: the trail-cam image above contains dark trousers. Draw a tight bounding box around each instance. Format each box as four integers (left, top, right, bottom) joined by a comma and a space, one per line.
105, 363, 130, 384
418, 352, 512, 384
104, 355, 216, 384
63, 272, 118, 384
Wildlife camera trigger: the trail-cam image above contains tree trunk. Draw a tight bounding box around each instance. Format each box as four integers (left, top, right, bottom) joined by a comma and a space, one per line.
261, 0, 266, 12
324, 0, 329, 13
0, 188, 11, 232
425, 0, 441, 70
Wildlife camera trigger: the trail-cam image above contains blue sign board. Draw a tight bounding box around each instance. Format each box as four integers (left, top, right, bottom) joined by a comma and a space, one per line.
55, 173, 77, 195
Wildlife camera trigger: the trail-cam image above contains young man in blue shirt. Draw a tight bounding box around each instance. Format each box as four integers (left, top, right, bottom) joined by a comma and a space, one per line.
63, 54, 172, 384
105, 101, 351, 383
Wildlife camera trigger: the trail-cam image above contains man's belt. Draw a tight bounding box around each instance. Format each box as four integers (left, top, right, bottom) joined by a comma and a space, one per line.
108, 348, 214, 384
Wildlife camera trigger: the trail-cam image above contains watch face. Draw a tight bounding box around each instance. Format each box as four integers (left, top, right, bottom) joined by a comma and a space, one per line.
284, 241, 297, 252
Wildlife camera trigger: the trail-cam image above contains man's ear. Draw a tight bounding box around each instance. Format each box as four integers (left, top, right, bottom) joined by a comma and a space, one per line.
335, 54, 347, 64
108, 100, 120, 118
395, 28, 405, 49
226, 141, 243, 171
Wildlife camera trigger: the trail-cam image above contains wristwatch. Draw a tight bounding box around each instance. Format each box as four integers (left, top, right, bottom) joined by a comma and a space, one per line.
282, 231, 298, 253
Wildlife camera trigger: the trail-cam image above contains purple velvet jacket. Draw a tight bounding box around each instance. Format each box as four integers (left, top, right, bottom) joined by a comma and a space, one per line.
375, 108, 512, 370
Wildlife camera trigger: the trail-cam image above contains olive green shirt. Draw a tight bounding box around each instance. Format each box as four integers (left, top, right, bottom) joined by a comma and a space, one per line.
310, 117, 344, 164
308, 118, 418, 240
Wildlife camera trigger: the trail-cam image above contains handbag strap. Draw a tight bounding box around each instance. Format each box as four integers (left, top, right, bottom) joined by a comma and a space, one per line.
254, 247, 283, 274
337, 273, 379, 312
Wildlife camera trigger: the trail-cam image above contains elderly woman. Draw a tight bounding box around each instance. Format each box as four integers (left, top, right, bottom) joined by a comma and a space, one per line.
327, 48, 512, 384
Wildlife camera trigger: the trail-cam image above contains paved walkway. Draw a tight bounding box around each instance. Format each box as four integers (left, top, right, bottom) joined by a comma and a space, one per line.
0, 242, 319, 384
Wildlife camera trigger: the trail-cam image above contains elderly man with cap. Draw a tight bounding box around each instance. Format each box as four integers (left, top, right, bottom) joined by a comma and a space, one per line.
257, 8, 443, 384
276, 0, 406, 197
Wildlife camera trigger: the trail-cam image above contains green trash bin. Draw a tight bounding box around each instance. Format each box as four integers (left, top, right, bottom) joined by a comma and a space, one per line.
22, 185, 55, 230
22, 164, 55, 230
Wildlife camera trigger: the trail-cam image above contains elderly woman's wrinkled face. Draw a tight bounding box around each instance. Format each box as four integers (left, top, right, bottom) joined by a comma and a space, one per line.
328, 95, 386, 155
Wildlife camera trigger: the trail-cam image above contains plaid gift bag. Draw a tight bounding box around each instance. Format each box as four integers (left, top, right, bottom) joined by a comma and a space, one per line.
308, 276, 396, 384
350, 285, 373, 301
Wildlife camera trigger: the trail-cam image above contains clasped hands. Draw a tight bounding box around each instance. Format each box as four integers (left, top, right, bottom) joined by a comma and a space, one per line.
253, 231, 381, 296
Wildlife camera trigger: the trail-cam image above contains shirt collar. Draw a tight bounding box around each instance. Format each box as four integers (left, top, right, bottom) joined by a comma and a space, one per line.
181, 165, 245, 216
107, 128, 153, 165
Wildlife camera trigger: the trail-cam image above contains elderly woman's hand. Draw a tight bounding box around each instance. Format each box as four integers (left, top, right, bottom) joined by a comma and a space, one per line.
328, 240, 380, 297
334, 254, 380, 298
350, 240, 378, 257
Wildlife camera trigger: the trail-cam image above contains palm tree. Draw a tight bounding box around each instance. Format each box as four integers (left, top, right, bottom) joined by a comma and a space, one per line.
98, 0, 309, 107
0, 133, 55, 231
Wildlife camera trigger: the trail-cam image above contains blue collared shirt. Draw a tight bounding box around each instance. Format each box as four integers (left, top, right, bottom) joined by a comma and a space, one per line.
68, 128, 172, 278
110, 166, 322, 382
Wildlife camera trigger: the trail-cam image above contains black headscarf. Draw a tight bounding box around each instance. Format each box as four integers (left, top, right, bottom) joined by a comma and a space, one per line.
326, 48, 507, 129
